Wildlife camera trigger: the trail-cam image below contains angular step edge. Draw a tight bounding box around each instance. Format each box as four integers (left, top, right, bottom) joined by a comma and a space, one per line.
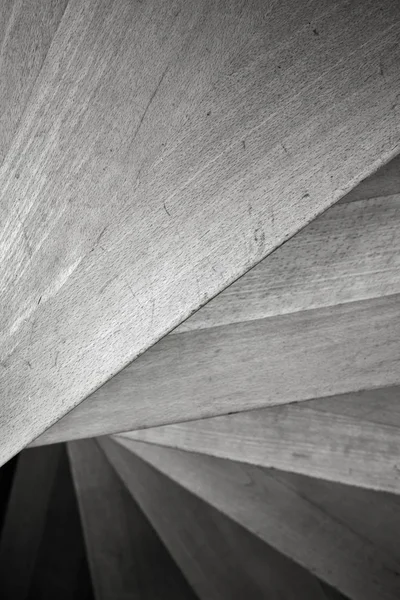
33, 292, 400, 446
119, 385, 400, 494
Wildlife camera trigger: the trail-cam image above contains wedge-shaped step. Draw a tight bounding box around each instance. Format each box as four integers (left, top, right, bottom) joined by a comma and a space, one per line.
2, 0, 400, 465
68, 438, 197, 600
120, 386, 400, 493
270, 470, 400, 567
34, 292, 400, 446
173, 194, 400, 334
115, 438, 400, 600
100, 437, 333, 600
0, 445, 93, 599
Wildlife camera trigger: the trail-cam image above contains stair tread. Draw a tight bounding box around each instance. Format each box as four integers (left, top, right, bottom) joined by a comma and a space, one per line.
119, 386, 400, 493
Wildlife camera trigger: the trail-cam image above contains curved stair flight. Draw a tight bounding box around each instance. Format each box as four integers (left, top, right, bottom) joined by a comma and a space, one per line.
1, 0, 400, 597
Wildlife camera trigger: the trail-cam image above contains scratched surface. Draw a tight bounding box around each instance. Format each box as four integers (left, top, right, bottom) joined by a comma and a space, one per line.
1, 0, 400, 464
0, 0, 69, 166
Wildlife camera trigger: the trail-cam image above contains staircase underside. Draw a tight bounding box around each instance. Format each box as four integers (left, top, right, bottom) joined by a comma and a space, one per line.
1, 0, 400, 463
1, 1, 400, 598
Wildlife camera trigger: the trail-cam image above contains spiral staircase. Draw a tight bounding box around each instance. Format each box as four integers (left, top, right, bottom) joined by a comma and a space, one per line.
1, 0, 400, 598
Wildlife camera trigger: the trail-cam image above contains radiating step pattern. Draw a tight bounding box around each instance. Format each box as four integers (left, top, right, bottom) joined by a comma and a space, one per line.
1, 0, 400, 466
99, 437, 330, 600
33, 292, 400, 445
115, 437, 400, 600
68, 438, 197, 600
3, 438, 400, 600
1, 2, 400, 599
33, 185, 400, 446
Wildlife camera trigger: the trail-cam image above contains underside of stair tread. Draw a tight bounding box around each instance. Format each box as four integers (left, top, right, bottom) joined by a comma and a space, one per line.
1, 0, 400, 465
117, 385, 400, 493
1, 2, 400, 598
114, 437, 400, 600
269, 469, 400, 564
